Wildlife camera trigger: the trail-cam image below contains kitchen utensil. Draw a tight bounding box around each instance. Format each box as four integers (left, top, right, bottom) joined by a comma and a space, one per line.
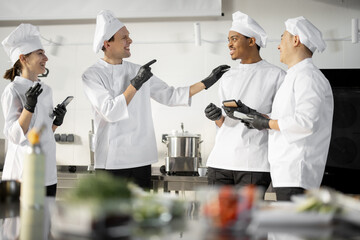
0, 180, 21, 203
162, 123, 203, 175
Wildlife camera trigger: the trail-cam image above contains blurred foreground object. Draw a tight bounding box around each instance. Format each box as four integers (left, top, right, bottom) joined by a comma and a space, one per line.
0, 180, 21, 204
249, 187, 360, 231
299, 187, 360, 226
133, 194, 186, 227
51, 172, 187, 238
51, 172, 133, 238
200, 185, 261, 230
21, 127, 45, 208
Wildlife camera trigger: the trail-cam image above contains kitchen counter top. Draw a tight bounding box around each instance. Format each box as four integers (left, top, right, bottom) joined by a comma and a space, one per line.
2, 198, 360, 240
55, 166, 209, 193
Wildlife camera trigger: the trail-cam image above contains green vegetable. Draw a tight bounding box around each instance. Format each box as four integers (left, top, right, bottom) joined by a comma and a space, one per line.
66, 172, 132, 203
296, 197, 340, 214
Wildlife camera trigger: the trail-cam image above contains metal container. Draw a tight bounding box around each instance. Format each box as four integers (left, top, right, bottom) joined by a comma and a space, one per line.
162, 123, 203, 175
162, 133, 201, 158
0, 180, 20, 203
164, 156, 200, 173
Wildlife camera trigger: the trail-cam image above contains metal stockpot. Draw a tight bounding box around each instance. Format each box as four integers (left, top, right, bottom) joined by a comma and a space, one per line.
162, 133, 202, 158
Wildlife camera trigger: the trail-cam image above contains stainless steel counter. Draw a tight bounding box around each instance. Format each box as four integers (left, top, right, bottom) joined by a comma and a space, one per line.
2, 166, 275, 200
151, 175, 208, 193
2, 197, 360, 240
56, 166, 94, 199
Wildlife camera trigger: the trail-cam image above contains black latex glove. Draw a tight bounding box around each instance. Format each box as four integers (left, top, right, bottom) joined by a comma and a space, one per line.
223, 100, 259, 120
130, 59, 156, 90
24, 83, 43, 113
204, 103, 222, 121
240, 119, 254, 129
247, 114, 270, 130
201, 65, 230, 89
53, 104, 67, 126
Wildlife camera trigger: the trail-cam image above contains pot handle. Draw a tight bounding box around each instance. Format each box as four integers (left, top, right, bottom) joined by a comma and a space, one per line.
197, 140, 203, 150
161, 134, 168, 144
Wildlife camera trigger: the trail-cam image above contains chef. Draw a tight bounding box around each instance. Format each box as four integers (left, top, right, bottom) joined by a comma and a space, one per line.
204, 11, 285, 192
227, 16, 334, 201
1, 24, 67, 197
82, 10, 229, 189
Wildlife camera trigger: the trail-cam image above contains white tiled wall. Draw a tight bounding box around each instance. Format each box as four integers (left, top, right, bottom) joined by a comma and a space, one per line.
0, 0, 359, 167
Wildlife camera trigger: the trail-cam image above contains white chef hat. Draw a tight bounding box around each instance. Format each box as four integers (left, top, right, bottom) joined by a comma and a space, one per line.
2, 23, 44, 65
93, 10, 125, 53
230, 11, 267, 48
285, 16, 326, 53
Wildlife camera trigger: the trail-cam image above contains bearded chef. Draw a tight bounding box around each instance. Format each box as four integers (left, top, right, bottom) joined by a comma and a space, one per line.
226, 16, 334, 201
82, 10, 229, 189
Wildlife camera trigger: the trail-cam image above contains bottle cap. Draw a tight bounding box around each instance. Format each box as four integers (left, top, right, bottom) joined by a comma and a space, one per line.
28, 129, 40, 145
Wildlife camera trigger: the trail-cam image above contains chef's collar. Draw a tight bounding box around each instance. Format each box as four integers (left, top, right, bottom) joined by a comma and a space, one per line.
238, 59, 264, 70
286, 58, 313, 74
98, 58, 126, 67
14, 76, 42, 85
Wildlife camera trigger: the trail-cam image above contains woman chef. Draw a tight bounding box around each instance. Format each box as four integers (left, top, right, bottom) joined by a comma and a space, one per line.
1, 23, 67, 197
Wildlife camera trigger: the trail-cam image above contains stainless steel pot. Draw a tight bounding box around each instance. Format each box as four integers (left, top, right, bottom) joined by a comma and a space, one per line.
162, 133, 202, 158
162, 123, 203, 174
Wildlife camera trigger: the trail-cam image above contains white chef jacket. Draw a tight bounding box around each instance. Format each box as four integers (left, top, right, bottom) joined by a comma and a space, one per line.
206, 60, 285, 172
1, 77, 57, 186
82, 59, 191, 169
269, 58, 334, 189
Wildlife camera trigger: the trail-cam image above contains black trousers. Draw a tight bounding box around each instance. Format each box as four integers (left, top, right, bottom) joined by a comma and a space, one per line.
207, 167, 271, 197
96, 165, 152, 190
273, 187, 305, 201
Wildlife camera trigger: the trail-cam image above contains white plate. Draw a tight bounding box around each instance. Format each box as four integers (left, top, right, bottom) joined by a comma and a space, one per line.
251, 202, 334, 227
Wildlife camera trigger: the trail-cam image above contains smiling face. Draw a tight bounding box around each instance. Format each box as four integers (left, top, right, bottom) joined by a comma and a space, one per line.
227, 31, 253, 62
23, 49, 48, 75
104, 26, 132, 63
278, 31, 294, 65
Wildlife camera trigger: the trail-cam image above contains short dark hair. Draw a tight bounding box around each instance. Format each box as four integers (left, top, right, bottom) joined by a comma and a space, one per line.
245, 36, 261, 52
101, 35, 115, 52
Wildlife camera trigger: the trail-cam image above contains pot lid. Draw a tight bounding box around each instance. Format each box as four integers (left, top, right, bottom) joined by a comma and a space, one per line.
166, 131, 200, 138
